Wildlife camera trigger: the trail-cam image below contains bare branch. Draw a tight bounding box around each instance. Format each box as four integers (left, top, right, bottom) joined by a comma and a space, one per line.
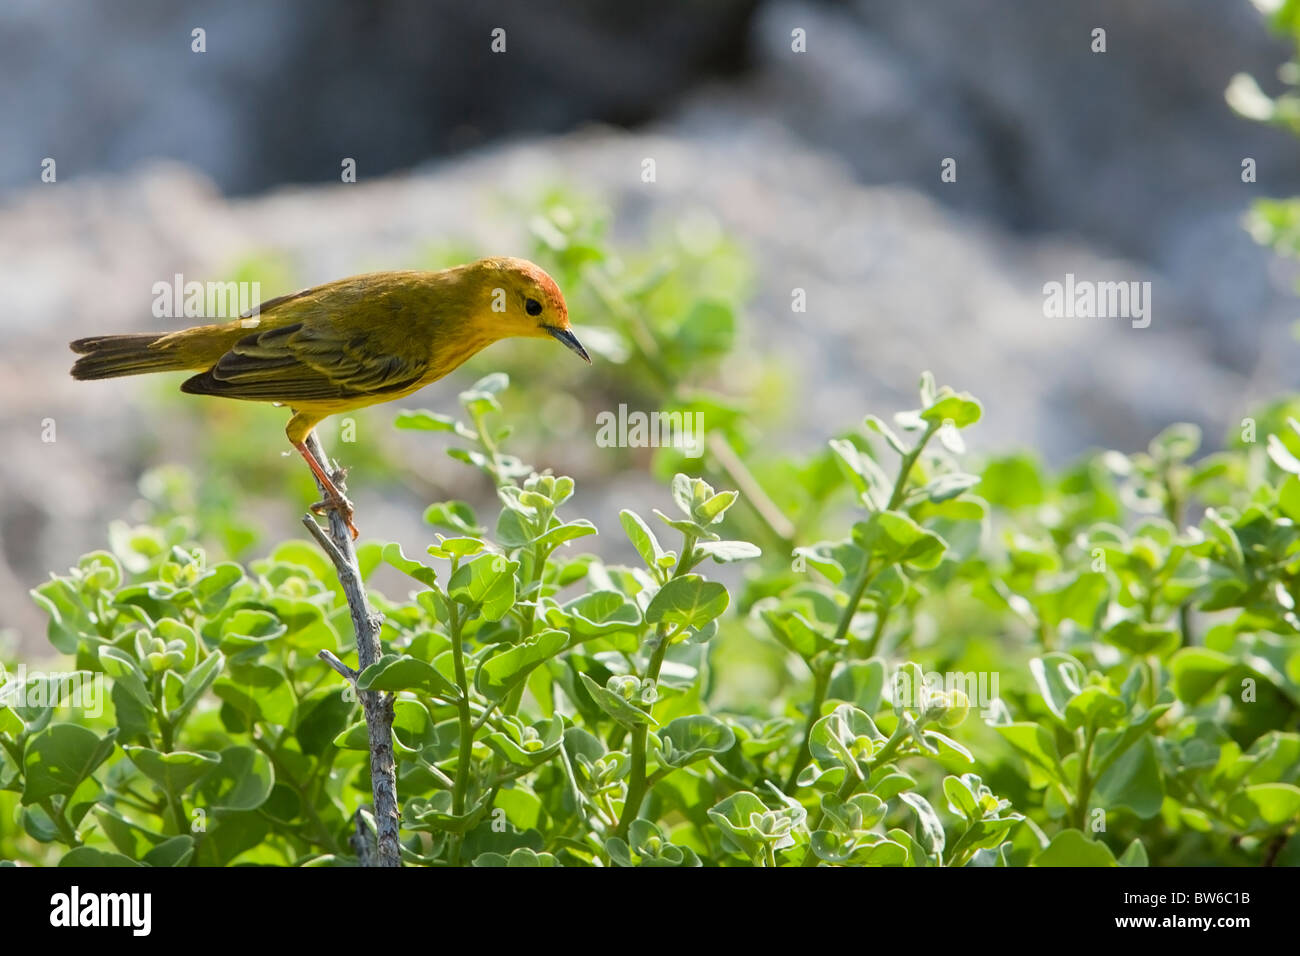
301, 514, 347, 568
303, 431, 400, 867
317, 648, 358, 683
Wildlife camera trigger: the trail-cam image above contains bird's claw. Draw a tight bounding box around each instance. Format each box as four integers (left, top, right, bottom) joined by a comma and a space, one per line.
311, 493, 360, 540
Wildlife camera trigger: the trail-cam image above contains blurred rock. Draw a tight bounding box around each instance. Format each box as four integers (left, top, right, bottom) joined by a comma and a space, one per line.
694, 0, 1300, 369
0, 0, 755, 196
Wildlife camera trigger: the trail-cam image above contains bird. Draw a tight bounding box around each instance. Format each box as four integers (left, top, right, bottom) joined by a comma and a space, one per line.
69, 257, 590, 539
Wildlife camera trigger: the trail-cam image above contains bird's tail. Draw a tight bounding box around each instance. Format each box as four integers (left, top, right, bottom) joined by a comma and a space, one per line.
69, 333, 192, 380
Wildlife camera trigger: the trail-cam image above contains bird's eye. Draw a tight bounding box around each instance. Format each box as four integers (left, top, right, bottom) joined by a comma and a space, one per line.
525, 297, 543, 317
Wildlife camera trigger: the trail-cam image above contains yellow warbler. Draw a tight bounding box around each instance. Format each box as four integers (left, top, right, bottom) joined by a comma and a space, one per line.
70, 257, 589, 537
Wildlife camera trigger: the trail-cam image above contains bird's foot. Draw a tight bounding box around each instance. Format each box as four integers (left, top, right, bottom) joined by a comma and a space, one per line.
293, 438, 359, 540
311, 491, 359, 540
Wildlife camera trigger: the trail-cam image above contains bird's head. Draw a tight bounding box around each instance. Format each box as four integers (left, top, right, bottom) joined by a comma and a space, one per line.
468, 257, 590, 363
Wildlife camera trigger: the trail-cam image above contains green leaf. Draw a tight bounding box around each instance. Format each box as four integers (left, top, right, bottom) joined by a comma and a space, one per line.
394, 409, 458, 431
579, 671, 655, 733
979, 455, 1046, 508
671, 473, 706, 517
657, 715, 736, 768
1093, 737, 1164, 819
920, 473, 981, 503
1090, 703, 1171, 780
943, 775, 981, 821
472, 847, 559, 867
652, 508, 714, 541
198, 746, 274, 811
829, 439, 890, 508
693, 540, 762, 563
58, 847, 142, 867
213, 666, 295, 726
1267, 433, 1300, 474
0, 701, 22, 737
1149, 423, 1200, 462
1169, 647, 1235, 704
477, 630, 568, 700
620, 510, 670, 570
531, 519, 597, 553
1028, 653, 1086, 721
762, 609, 834, 659
555, 590, 642, 637
192, 563, 244, 615
996, 723, 1065, 783
448, 554, 519, 622
470, 371, 509, 395
22, 725, 118, 805
31, 577, 92, 654
423, 501, 485, 536
124, 746, 221, 793
295, 688, 354, 756
1064, 686, 1127, 733
707, 791, 770, 859
869, 511, 948, 569
821, 792, 887, 836
827, 659, 885, 712
1278, 474, 1300, 521
1103, 620, 1180, 657
143, 835, 196, 867
899, 791, 945, 857
1231, 783, 1300, 827
921, 390, 982, 428
1031, 830, 1118, 867
917, 371, 937, 407
459, 389, 503, 418
577, 672, 655, 729
810, 704, 883, 775
695, 490, 738, 524
381, 542, 438, 587
864, 415, 908, 455
219, 609, 287, 649
356, 655, 460, 700
174, 652, 224, 724
1118, 839, 1149, 867
97, 647, 153, 711
645, 575, 729, 631
1200, 509, 1244, 568
427, 537, 484, 560
485, 715, 565, 767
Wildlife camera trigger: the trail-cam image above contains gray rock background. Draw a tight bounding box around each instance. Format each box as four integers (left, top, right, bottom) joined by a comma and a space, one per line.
3, 0, 1299, 647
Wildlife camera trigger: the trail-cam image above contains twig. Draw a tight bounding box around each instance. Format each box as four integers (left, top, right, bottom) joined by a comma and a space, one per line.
317, 648, 358, 682
302, 431, 400, 867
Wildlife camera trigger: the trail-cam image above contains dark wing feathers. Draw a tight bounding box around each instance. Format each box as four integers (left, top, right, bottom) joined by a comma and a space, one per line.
181, 320, 426, 402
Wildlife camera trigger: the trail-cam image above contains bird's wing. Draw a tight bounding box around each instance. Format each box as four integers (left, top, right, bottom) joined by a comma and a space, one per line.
180, 320, 426, 402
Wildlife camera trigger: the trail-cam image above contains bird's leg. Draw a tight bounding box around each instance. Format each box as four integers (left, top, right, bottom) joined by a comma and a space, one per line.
293, 439, 359, 540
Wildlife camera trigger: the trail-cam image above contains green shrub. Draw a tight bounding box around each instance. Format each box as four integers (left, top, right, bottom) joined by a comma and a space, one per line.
4, 363, 1298, 867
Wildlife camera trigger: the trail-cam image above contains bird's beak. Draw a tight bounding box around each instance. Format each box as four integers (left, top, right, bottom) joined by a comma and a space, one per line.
546, 325, 591, 364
